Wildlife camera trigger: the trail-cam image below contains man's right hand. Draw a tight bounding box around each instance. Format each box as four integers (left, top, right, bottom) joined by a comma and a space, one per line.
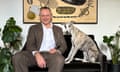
34, 52, 46, 68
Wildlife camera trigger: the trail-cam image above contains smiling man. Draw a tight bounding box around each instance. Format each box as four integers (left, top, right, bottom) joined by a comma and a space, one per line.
12, 7, 67, 72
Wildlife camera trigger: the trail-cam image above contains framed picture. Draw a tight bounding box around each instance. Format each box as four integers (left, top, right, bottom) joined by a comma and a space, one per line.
23, 0, 97, 24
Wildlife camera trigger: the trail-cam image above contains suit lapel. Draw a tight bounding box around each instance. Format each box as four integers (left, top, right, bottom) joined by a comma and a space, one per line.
35, 24, 43, 50
36, 25, 59, 50
53, 26, 59, 47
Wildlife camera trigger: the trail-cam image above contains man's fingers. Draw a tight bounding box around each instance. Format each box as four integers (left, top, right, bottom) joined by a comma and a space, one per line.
38, 62, 46, 68
43, 63, 46, 68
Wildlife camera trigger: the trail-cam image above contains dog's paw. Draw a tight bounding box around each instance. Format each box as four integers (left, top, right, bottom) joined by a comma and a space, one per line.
74, 58, 83, 61
74, 58, 88, 62
65, 61, 71, 64
65, 58, 71, 64
65, 58, 69, 62
81, 59, 89, 63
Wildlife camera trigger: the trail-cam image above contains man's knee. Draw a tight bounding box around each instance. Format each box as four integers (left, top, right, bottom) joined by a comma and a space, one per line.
55, 54, 65, 65
12, 52, 24, 64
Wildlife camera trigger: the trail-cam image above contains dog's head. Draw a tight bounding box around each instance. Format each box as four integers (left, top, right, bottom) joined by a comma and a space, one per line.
64, 21, 75, 34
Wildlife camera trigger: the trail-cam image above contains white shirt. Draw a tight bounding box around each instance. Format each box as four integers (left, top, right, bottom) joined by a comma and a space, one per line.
40, 23, 56, 51
32, 23, 56, 55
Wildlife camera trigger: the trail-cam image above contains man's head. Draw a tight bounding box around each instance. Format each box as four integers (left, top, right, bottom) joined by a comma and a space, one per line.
39, 7, 52, 25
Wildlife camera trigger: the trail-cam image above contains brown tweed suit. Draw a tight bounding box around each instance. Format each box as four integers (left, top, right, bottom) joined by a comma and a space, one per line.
12, 24, 67, 72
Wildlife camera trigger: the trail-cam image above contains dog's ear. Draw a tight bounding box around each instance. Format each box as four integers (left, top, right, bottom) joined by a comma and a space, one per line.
59, 22, 67, 29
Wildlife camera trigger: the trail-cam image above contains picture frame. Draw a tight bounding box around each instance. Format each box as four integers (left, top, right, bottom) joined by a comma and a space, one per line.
23, 0, 97, 24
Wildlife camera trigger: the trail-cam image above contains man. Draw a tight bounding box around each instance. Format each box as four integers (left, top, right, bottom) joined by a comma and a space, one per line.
12, 7, 67, 72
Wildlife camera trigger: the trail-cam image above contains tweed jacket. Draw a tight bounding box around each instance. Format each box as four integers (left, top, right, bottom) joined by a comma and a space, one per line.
26, 24, 67, 54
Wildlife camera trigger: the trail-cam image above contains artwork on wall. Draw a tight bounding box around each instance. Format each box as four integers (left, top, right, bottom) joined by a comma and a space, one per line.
23, 0, 97, 24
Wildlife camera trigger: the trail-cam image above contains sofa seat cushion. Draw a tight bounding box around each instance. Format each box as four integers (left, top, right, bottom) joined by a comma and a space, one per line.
64, 61, 100, 70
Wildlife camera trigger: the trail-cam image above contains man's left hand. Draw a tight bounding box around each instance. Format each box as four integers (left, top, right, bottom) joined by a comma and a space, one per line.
49, 48, 57, 54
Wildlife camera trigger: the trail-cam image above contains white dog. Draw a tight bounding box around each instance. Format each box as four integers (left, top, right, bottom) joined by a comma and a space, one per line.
64, 21, 99, 64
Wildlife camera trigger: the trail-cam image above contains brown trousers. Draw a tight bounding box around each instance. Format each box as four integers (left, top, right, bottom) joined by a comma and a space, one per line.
12, 51, 64, 72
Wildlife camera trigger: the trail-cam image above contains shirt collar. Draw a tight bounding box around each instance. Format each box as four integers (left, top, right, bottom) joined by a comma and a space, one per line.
42, 23, 53, 29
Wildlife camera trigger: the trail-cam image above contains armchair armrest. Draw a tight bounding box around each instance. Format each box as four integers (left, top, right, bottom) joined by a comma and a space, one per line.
97, 53, 107, 72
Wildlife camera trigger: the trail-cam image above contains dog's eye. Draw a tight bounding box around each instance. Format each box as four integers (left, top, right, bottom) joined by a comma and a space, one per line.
63, 25, 66, 28
68, 24, 72, 27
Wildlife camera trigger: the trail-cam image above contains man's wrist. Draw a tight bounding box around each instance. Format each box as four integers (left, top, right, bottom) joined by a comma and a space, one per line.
34, 51, 39, 55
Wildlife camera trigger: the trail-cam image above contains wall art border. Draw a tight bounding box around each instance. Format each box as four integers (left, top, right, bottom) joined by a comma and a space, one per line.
23, 0, 98, 24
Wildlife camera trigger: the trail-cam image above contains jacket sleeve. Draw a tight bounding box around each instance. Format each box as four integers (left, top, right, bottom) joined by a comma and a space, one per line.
56, 27, 67, 54
26, 26, 37, 52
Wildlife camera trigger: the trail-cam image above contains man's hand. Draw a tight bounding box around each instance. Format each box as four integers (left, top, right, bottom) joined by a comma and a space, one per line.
35, 52, 46, 68
49, 48, 57, 54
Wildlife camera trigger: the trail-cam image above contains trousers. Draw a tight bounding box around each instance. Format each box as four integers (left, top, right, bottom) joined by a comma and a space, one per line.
12, 51, 64, 72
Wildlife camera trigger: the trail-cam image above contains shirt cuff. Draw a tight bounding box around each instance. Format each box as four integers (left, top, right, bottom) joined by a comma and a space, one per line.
32, 51, 39, 56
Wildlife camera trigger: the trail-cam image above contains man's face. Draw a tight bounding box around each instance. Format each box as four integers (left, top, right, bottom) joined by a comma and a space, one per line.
40, 9, 52, 25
